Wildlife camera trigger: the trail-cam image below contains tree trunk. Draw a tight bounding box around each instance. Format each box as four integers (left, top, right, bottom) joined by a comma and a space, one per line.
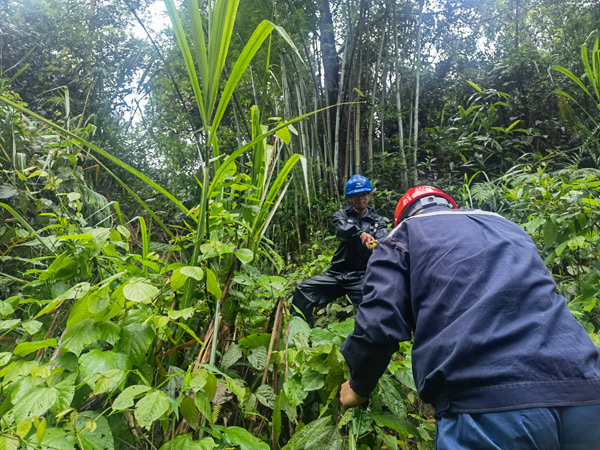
394, 1, 408, 189
368, 5, 387, 173
321, 0, 347, 187
412, 0, 424, 186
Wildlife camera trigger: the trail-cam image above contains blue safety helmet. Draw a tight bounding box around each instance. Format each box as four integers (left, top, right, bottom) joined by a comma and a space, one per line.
345, 175, 373, 196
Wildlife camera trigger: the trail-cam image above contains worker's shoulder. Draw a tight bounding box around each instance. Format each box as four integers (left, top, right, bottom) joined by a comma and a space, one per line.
386, 208, 509, 240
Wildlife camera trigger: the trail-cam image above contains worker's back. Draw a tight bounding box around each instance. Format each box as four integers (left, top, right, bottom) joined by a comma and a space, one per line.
363, 206, 600, 416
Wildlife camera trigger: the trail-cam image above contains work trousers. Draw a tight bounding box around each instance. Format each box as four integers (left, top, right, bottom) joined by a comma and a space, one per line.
436, 404, 600, 450
291, 270, 365, 325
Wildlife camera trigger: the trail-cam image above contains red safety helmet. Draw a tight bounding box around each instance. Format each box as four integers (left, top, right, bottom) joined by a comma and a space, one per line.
394, 186, 457, 226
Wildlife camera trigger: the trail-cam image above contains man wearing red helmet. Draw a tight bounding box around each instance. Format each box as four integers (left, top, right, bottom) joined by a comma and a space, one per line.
340, 186, 600, 448
291, 175, 388, 325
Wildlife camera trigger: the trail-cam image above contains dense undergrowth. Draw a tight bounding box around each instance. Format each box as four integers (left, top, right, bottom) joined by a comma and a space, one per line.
1, 80, 599, 448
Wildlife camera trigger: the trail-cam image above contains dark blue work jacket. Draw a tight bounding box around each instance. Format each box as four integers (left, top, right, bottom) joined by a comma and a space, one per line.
341, 207, 600, 416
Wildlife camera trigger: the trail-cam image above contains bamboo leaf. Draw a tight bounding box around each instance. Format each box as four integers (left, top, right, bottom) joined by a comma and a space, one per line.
466, 80, 484, 93
505, 120, 521, 132
551, 65, 592, 98
164, 0, 208, 128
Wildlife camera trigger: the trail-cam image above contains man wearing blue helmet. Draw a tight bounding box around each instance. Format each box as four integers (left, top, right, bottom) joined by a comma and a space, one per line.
291, 175, 388, 325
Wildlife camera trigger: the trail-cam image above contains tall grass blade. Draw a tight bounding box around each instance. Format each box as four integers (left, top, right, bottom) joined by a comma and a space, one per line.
0, 203, 56, 255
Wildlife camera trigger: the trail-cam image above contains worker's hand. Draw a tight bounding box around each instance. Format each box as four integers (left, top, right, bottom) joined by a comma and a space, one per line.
359, 232, 378, 250
340, 381, 368, 407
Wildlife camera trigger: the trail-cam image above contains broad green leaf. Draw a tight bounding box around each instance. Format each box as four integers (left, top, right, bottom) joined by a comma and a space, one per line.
302, 369, 325, 391
93, 369, 127, 395
281, 417, 331, 450
112, 385, 152, 411
542, 219, 558, 248
13, 387, 58, 422
0, 300, 15, 317
221, 343, 242, 369
96, 321, 121, 345
171, 268, 188, 291
466, 80, 484, 93
35, 282, 90, 320
273, 393, 282, 441
123, 281, 158, 303
52, 374, 77, 415
0, 352, 12, 366
283, 378, 307, 407
79, 349, 131, 391
16, 418, 32, 439
171, 266, 204, 291
205, 268, 222, 299
39, 253, 76, 281
248, 346, 267, 370
255, 384, 275, 408
180, 266, 205, 280
378, 375, 407, 418
234, 248, 254, 264
75, 411, 114, 450
61, 319, 96, 356
180, 396, 199, 429
0, 319, 21, 331
13, 339, 57, 357
116, 225, 130, 240
87, 288, 111, 314
224, 426, 269, 450
168, 308, 195, 320
22, 320, 43, 335
115, 321, 155, 366
194, 393, 212, 421
238, 333, 271, 349
372, 414, 420, 440
134, 390, 171, 429
225, 376, 246, 400
2, 360, 38, 384
0, 184, 18, 199
275, 126, 291, 144
34, 416, 47, 444
0, 435, 20, 450
159, 435, 217, 450
31, 427, 76, 450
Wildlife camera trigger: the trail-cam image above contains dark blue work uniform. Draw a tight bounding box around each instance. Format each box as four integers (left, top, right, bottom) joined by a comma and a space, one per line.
341, 207, 600, 448
292, 204, 388, 324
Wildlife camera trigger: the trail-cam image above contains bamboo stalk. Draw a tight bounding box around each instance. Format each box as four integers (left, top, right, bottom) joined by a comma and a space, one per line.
261, 298, 284, 385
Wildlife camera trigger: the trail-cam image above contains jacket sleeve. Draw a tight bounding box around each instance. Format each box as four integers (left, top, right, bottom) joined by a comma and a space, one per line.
374, 215, 389, 240
334, 209, 361, 240
340, 236, 413, 397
